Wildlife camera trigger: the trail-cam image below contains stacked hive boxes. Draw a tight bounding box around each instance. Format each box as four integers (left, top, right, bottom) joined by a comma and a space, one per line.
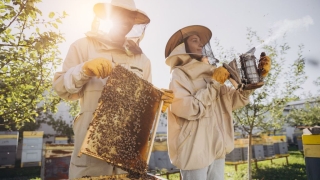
302, 134, 320, 180
251, 138, 265, 160
225, 139, 244, 163
262, 137, 275, 159
149, 134, 176, 171
227, 134, 287, 164
0, 131, 19, 167
227, 137, 275, 162
21, 131, 43, 167
41, 143, 74, 180
237, 139, 249, 161
271, 135, 288, 156
225, 144, 243, 162
54, 136, 68, 144
263, 142, 275, 159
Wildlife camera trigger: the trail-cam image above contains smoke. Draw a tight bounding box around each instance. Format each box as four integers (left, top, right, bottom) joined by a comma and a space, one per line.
256, 15, 314, 48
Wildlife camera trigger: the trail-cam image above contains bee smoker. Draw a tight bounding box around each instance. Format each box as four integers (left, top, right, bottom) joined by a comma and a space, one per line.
223, 47, 265, 90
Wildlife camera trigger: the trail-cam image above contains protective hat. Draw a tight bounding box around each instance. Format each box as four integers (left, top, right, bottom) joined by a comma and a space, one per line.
165, 25, 218, 66
93, 0, 150, 24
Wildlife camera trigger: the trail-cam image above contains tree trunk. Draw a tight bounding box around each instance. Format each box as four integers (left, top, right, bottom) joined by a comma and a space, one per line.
247, 133, 253, 180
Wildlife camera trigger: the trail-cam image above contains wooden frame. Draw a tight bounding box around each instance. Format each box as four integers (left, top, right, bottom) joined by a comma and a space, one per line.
78, 65, 163, 176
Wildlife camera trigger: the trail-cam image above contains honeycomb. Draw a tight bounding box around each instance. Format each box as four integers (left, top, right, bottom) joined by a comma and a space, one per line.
80, 65, 163, 178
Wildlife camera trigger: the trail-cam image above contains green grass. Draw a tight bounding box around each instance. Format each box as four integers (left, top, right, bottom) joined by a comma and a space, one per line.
0, 146, 306, 180
0, 166, 41, 180
224, 146, 306, 180
160, 145, 306, 180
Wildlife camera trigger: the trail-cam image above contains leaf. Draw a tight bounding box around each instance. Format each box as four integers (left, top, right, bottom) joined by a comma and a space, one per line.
63, 11, 68, 17
49, 12, 55, 18
52, 23, 58, 29
56, 19, 62, 24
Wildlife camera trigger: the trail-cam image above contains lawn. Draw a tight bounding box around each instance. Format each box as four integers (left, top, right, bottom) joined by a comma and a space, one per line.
224, 146, 306, 180
160, 145, 306, 180
0, 146, 306, 180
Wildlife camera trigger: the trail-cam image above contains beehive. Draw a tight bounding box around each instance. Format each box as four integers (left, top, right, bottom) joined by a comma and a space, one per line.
252, 145, 265, 160
225, 146, 243, 162
54, 136, 68, 144
79, 65, 163, 177
0, 131, 19, 168
302, 134, 320, 179
41, 144, 74, 180
21, 131, 44, 167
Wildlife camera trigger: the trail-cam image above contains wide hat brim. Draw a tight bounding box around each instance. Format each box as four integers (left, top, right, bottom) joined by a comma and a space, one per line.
94, 3, 150, 24
165, 25, 212, 58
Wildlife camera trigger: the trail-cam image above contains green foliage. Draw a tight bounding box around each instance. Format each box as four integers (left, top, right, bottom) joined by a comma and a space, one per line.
225, 146, 306, 180
37, 107, 74, 138
232, 28, 306, 135
287, 98, 320, 126
65, 100, 80, 118
0, 166, 41, 179
287, 76, 320, 126
214, 28, 307, 179
0, 0, 67, 130
46, 116, 74, 137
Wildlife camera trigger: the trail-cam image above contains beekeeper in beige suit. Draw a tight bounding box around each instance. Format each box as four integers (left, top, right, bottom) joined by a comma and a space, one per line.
164, 25, 271, 180
53, 0, 173, 178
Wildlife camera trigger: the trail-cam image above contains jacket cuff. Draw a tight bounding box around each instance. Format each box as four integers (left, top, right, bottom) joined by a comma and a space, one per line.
241, 89, 254, 97
64, 63, 91, 94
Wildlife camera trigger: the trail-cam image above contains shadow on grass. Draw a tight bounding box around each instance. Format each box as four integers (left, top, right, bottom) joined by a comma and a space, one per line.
252, 163, 307, 180
0, 160, 41, 180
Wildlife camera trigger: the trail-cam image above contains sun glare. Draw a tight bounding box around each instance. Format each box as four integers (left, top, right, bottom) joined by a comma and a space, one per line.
100, 19, 114, 33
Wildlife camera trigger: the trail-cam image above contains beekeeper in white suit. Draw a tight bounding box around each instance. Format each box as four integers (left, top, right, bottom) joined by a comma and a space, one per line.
53, 0, 173, 178
164, 25, 271, 180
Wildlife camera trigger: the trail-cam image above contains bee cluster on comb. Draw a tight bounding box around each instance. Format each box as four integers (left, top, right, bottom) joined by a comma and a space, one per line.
80, 65, 163, 179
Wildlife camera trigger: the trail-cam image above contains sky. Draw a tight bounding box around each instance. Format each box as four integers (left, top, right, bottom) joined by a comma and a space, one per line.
38, 0, 320, 97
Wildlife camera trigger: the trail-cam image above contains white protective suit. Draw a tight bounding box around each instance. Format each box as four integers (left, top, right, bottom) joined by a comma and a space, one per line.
52, 34, 151, 178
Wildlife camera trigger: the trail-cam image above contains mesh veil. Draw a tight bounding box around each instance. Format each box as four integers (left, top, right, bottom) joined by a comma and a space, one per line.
202, 42, 219, 65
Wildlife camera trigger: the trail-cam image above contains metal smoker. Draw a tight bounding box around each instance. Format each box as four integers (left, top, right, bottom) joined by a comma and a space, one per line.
223, 47, 265, 90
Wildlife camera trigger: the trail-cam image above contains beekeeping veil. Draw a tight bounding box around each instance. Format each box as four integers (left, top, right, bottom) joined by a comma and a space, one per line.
88, 0, 150, 47
165, 25, 219, 68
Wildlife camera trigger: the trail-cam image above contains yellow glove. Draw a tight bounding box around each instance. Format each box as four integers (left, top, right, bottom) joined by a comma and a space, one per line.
212, 66, 230, 84
82, 58, 113, 78
258, 54, 271, 77
160, 89, 174, 113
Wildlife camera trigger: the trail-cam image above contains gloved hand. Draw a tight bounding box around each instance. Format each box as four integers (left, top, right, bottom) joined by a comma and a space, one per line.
258, 52, 271, 77
82, 58, 113, 78
212, 66, 230, 84
160, 89, 174, 113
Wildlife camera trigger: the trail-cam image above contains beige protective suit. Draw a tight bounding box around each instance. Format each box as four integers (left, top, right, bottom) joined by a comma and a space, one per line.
166, 43, 253, 170
52, 36, 151, 179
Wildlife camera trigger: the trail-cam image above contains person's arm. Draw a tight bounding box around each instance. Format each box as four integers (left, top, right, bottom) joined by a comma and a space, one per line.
52, 40, 90, 101
170, 68, 221, 120
227, 86, 254, 111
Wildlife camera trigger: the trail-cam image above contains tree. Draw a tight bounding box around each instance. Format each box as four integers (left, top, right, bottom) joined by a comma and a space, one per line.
0, 0, 67, 130
214, 28, 306, 180
287, 78, 320, 126
37, 108, 74, 140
